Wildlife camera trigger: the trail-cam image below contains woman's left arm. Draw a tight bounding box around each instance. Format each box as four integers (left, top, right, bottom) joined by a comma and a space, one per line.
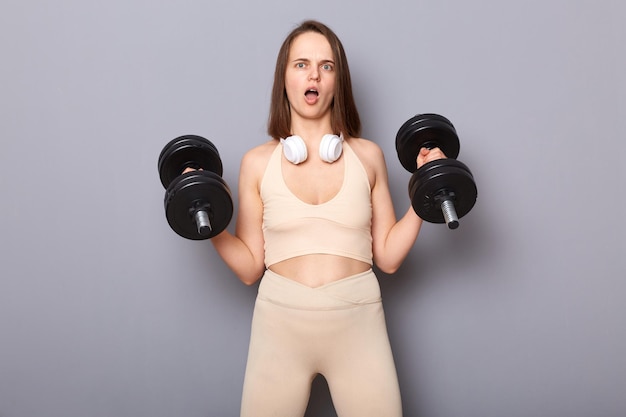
367, 141, 445, 273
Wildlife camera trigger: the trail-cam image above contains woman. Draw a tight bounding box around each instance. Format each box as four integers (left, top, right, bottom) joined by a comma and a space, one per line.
210, 20, 445, 417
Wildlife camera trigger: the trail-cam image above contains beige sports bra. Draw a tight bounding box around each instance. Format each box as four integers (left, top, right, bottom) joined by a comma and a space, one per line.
260, 140, 373, 267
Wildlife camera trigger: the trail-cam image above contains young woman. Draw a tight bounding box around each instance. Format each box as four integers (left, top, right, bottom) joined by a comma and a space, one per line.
209, 20, 445, 417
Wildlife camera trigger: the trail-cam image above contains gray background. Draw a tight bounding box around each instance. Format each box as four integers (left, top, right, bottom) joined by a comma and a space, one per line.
1, 0, 624, 416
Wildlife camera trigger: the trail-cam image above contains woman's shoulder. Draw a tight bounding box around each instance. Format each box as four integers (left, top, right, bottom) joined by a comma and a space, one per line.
346, 137, 385, 165
244, 139, 279, 158
240, 139, 279, 176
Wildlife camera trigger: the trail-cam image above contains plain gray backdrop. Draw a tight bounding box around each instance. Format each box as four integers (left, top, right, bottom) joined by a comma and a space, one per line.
1, 0, 624, 416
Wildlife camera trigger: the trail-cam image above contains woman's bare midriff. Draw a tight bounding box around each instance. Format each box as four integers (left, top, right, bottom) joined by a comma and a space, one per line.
268, 254, 371, 288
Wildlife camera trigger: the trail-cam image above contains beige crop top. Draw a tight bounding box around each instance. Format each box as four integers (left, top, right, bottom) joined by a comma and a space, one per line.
261, 140, 373, 267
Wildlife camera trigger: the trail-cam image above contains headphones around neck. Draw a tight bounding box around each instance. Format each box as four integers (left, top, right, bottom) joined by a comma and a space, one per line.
280, 133, 344, 165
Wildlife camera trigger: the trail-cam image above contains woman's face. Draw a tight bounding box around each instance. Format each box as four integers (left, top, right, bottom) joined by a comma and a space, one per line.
284, 31, 336, 124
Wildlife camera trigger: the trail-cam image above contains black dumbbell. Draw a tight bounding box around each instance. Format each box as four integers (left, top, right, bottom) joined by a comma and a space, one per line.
396, 113, 477, 229
158, 135, 233, 240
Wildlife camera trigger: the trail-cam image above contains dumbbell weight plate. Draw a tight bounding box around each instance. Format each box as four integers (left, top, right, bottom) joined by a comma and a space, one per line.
396, 114, 460, 173
164, 171, 233, 240
409, 159, 477, 224
158, 135, 223, 188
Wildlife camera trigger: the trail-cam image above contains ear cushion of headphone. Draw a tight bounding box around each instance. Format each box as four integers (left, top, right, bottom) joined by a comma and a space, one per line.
281, 136, 308, 164
319, 134, 343, 163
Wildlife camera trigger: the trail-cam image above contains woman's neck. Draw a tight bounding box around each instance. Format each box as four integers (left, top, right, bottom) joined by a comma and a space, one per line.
290, 114, 333, 141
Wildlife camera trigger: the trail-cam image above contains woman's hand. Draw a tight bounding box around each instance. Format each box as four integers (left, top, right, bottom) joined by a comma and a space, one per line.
182, 167, 201, 174
416, 147, 447, 169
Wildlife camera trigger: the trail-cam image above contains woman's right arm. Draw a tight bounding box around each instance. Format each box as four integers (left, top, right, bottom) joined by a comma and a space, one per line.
210, 147, 268, 285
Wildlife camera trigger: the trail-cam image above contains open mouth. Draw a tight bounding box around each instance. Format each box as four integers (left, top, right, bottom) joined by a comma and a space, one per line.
305, 89, 319, 99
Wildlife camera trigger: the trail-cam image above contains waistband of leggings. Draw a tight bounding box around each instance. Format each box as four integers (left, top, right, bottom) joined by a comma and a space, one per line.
257, 268, 382, 310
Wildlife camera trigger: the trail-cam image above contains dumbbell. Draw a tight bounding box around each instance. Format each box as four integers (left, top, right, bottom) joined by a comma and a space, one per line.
396, 113, 477, 229
158, 135, 233, 240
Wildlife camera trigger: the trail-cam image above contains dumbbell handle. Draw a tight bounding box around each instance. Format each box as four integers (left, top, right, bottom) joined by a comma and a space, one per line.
180, 168, 213, 237
440, 200, 459, 229
194, 210, 213, 236
190, 202, 214, 237
435, 192, 460, 230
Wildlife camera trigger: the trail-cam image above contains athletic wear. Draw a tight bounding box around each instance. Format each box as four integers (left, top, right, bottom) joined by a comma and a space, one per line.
240, 269, 402, 417
260, 141, 373, 267
241, 140, 403, 416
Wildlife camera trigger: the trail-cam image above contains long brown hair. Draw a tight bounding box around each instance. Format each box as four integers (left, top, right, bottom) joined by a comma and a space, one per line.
267, 20, 361, 140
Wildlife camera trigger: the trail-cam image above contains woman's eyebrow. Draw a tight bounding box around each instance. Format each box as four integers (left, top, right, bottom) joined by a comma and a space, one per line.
291, 58, 335, 64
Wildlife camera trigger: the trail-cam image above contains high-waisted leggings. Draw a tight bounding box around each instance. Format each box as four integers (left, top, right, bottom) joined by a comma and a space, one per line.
240, 269, 402, 417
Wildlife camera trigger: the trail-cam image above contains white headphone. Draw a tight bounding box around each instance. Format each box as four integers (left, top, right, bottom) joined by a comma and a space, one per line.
280, 134, 344, 165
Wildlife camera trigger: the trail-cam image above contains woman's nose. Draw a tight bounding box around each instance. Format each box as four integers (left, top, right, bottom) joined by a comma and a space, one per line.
308, 68, 320, 81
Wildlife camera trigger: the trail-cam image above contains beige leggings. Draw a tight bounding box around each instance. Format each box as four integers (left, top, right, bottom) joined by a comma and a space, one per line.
240, 269, 402, 417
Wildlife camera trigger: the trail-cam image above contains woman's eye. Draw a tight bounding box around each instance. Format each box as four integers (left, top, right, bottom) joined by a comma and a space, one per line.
296, 63, 306, 68
322, 64, 333, 71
